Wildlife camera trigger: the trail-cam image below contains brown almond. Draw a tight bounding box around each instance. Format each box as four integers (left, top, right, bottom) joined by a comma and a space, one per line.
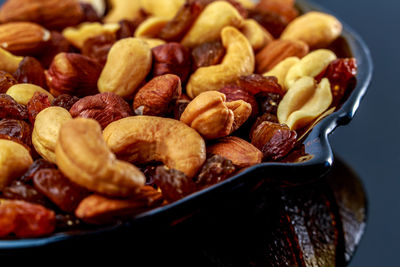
0, 22, 51, 56
256, 39, 309, 74
207, 136, 262, 168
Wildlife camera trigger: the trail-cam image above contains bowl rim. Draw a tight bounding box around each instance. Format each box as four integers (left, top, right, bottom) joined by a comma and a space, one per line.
0, 0, 373, 250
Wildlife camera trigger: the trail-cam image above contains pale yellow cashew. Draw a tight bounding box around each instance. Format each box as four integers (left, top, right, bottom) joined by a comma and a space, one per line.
277, 77, 333, 130
6, 84, 54, 105
186, 26, 254, 99
134, 17, 170, 38
285, 49, 337, 90
181, 1, 244, 48
104, 0, 142, 23
140, 0, 185, 19
0, 47, 22, 73
103, 116, 206, 178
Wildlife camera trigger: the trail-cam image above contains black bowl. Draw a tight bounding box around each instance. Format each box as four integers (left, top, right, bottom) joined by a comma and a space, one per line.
0, 0, 373, 251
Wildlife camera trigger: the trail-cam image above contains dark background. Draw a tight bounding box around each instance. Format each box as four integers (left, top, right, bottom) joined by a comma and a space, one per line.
315, 0, 400, 266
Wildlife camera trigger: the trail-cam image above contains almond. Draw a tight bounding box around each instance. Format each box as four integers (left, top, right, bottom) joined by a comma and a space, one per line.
255, 39, 309, 74
0, 22, 51, 56
0, 0, 84, 30
207, 136, 262, 168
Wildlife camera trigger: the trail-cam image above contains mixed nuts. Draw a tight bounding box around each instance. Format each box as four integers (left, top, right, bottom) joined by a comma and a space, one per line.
0, 0, 358, 238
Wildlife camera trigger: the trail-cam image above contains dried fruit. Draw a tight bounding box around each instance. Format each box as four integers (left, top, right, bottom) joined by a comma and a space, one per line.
13, 56, 47, 88
256, 92, 283, 115
249, 112, 279, 138
256, 0, 298, 22
0, 199, 55, 238
238, 74, 284, 96
173, 94, 191, 120
33, 169, 90, 213
154, 166, 196, 202
220, 85, 259, 118
251, 121, 297, 161
191, 41, 225, 70
0, 70, 17, 93
51, 94, 80, 111
45, 52, 102, 97
315, 58, 358, 107
117, 19, 143, 40
248, 9, 288, 38
70, 92, 132, 129
0, 93, 28, 120
0, 119, 32, 148
80, 2, 101, 23
27, 91, 51, 124
20, 159, 57, 183
195, 154, 236, 188
2, 181, 49, 207
152, 43, 191, 83
133, 74, 182, 116
82, 33, 116, 66
37, 31, 71, 68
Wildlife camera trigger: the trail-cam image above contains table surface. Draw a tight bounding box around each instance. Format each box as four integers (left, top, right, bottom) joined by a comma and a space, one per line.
315, 0, 400, 266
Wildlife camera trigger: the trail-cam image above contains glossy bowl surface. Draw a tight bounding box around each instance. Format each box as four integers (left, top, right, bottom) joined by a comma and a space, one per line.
0, 0, 373, 251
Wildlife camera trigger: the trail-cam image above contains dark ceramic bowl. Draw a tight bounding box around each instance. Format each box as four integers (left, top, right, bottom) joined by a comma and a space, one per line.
0, 0, 372, 251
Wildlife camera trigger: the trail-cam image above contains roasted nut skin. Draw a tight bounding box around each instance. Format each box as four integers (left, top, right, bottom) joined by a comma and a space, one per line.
45, 52, 103, 97
133, 74, 182, 116
151, 43, 191, 83
207, 136, 262, 167
37, 31, 71, 69
98, 38, 152, 99
82, 33, 116, 66
56, 118, 146, 197
103, 116, 206, 178
180, 91, 252, 139
70, 92, 132, 129
0, 139, 33, 190
0, 0, 84, 30
32, 107, 72, 163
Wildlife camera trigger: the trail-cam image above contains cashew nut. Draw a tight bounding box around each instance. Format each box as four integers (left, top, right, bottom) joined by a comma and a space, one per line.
56, 118, 145, 197
277, 77, 333, 130
6, 83, 54, 105
0, 139, 33, 191
134, 17, 170, 38
186, 26, 254, 99
103, 116, 206, 178
281, 11, 343, 49
104, 0, 142, 23
98, 38, 152, 99
263, 57, 300, 91
0, 47, 23, 73
285, 49, 337, 90
32, 107, 72, 163
181, 1, 244, 48
241, 19, 273, 51
140, 0, 185, 20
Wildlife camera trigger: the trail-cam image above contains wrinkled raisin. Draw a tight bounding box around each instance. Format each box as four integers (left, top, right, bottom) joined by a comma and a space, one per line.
0, 94, 28, 120
2, 181, 49, 207
250, 112, 279, 138
33, 169, 90, 213
55, 213, 82, 230
13, 56, 48, 89
0, 199, 55, 238
82, 33, 116, 66
251, 121, 297, 161
0, 71, 17, 93
0, 119, 32, 148
248, 9, 289, 38
256, 0, 298, 22
191, 41, 225, 70
154, 166, 196, 202
256, 92, 283, 115
20, 159, 57, 183
220, 85, 259, 118
316, 58, 358, 107
117, 18, 146, 40
51, 94, 80, 111
195, 154, 236, 188
239, 74, 284, 96
27, 91, 51, 124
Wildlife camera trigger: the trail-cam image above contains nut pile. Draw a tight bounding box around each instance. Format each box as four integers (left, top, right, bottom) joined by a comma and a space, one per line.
0, 0, 358, 238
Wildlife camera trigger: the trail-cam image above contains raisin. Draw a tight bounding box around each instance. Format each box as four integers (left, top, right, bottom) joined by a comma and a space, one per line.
80, 2, 101, 22
0, 70, 17, 93
250, 112, 279, 138
51, 94, 80, 111
220, 85, 259, 118
195, 155, 236, 189
0, 199, 55, 238
256, 0, 298, 22
154, 166, 196, 202
82, 33, 116, 66
142, 164, 161, 186
13, 56, 48, 89
117, 18, 146, 40
256, 92, 283, 115
248, 9, 289, 38
173, 98, 190, 120
191, 41, 225, 70
20, 159, 57, 183
55, 213, 82, 230
0, 119, 32, 148
27, 91, 51, 124
238, 74, 284, 96
37, 31, 72, 69
2, 181, 49, 207
316, 58, 358, 107
0, 94, 28, 120
251, 121, 297, 161
33, 169, 90, 213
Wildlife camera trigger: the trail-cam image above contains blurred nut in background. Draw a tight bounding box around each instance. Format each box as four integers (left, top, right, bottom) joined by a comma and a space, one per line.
240, 19, 274, 52
104, 0, 142, 23
140, 0, 185, 20
13, 57, 48, 89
